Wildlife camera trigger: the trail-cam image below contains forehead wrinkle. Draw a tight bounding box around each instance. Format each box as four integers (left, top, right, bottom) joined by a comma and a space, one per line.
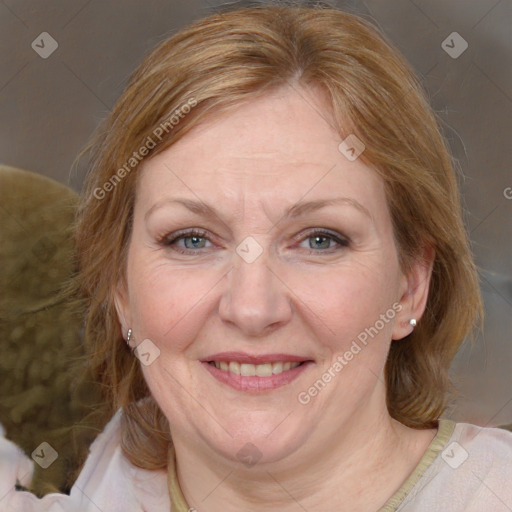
145, 195, 374, 234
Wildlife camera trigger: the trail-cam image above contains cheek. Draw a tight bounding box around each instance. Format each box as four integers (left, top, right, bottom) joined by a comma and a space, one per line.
289, 260, 400, 351
127, 259, 217, 351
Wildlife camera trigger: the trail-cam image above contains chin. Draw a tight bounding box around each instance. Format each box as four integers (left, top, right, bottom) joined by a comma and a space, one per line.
203, 413, 309, 467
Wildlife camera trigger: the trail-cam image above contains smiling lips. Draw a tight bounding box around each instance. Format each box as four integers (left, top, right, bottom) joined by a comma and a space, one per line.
202, 352, 312, 392
209, 360, 301, 377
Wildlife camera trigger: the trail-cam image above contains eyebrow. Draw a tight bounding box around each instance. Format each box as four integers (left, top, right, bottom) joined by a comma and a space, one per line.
144, 197, 372, 223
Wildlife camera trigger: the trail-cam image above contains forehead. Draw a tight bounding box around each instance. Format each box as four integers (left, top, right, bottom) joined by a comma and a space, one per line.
136, 86, 386, 216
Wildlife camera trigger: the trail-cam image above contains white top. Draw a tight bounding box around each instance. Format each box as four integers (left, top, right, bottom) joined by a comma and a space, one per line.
382, 419, 512, 511
1, 413, 512, 511
0, 414, 170, 511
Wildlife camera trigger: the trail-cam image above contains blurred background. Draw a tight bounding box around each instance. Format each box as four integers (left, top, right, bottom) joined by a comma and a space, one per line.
1, 0, 511, 430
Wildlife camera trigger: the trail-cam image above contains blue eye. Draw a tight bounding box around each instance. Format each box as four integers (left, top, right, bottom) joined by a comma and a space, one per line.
159, 228, 349, 255
299, 230, 349, 252
182, 235, 208, 249
160, 229, 212, 253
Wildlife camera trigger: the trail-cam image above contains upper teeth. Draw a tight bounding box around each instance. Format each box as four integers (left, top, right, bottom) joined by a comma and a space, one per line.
211, 361, 301, 377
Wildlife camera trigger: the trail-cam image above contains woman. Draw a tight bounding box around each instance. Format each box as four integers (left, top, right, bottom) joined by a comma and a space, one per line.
2, 4, 511, 511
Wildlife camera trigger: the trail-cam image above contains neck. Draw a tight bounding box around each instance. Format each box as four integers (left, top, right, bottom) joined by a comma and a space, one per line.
170, 392, 435, 512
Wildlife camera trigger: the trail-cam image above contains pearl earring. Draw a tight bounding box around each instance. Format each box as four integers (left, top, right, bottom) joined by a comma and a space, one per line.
409, 318, 417, 327
126, 328, 133, 347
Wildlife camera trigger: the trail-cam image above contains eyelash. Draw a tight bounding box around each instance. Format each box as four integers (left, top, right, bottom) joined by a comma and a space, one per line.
158, 228, 350, 255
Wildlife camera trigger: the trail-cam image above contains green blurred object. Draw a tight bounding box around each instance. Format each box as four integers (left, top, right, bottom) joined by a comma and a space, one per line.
0, 166, 107, 496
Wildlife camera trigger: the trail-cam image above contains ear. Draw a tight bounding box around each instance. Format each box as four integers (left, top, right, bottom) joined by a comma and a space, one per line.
114, 278, 132, 340
392, 245, 435, 341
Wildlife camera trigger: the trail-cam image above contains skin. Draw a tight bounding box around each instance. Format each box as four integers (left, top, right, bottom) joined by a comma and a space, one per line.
115, 85, 436, 511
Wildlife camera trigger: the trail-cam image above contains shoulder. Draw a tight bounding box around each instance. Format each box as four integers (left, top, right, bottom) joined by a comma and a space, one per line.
71, 409, 171, 511
452, 420, 512, 467
397, 420, 512, 512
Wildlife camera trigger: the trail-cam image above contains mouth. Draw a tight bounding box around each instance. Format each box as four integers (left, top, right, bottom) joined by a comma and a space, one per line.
201, 353, 314, 392
207, 360, 303, 376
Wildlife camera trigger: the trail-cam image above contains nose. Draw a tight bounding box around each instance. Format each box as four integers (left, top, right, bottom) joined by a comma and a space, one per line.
218, 250, 293, 337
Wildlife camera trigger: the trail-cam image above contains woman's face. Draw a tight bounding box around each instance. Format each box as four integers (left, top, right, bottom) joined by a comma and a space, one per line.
116, 86, 423, 467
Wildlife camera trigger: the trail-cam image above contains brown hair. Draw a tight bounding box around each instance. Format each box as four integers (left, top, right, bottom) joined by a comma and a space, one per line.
74, 3, 483, 469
